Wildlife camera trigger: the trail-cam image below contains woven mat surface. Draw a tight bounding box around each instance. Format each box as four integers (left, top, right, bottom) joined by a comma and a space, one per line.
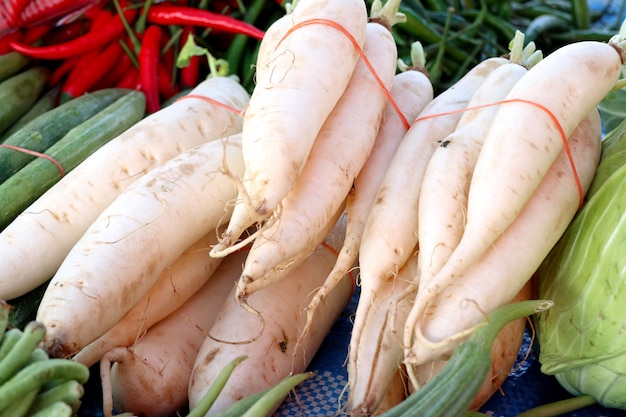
77, 288, 626, 417
275, 288, 626, 417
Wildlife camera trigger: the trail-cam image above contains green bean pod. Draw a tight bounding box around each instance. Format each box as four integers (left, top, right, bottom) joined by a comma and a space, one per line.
28, 401, 73, 417
0, 300, 9, 342
0, 359, 89, 410
0, 389, 38, 417
187, 355, 248, 417
0, 320, 46, 384
206, 389, 271, 417
0, 328, 22, 361
240, 372, 314, 417
27, 348, 50, 364
28, 379, 85, 414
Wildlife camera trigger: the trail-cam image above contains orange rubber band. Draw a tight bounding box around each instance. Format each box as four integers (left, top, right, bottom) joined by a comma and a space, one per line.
413, 98, 584, 208
175, 94, 244, 115
276, 18, 411, 130
0, 144, 65, 177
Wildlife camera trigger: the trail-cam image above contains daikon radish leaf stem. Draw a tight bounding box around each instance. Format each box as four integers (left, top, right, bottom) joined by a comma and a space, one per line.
515, 395, 597, 417
187, 355, 248, 417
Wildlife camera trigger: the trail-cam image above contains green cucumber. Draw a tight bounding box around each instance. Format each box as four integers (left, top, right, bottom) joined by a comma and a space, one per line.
0, 300, 9, 338
161, 88, 192, 108
0, 86, 60, 142
0, 67, 49, 136
0, 90, 146, 230
377, 300, 553, 417
0, 52, 30, 83
7, 280, 50, 330
0, 88, 132, 185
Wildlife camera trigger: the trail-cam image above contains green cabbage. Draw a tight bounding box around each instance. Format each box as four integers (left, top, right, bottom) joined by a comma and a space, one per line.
535, 116, 626, 410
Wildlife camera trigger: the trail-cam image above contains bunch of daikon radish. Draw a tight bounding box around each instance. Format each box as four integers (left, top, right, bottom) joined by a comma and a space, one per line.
340, 14, 624, 417
0, 0, 625, 415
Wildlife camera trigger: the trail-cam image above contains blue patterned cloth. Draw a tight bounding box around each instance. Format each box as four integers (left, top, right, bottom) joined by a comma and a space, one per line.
275, 370, 348, 416
273, 288, 626, 417
77, 288, 626, 417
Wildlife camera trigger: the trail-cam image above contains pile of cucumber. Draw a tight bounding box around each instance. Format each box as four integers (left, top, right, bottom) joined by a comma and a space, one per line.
0, 51, 146, 232
0, 52, 50, 138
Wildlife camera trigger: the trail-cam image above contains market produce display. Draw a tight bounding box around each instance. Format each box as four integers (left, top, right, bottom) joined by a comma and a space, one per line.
0, 0, 625, 416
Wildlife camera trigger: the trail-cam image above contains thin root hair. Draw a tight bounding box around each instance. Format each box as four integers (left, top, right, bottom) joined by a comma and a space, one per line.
335, 381, 351, 417
388, 288, 418, 344
132, 295, 153, 346
267, 48, 296, 85
508, 316, 536, 375
204, 296, 266, 346
98, 197, 166, 245
216, 136, 251, 213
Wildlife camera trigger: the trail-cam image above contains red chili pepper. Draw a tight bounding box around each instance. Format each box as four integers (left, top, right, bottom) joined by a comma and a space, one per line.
0, 31, 22, 55
179, 26, 200, 89
43, 20, 90, 45
116, 66, 141, 90
49, 54, 81, 86
157, 61, 180, 100
82, 1, 107, 20
16, 0, 103, 28
8, 8, 136, 60
64, 49, 100, 84
61, 40, 124, 100
160, 30, 176, 76
21, 22, 54, 44
158, 31, 179, 94
146, 4, 264, 40
139, 25, 163, 113
90, 8, 115, 31
92, 46, 135, 89
213, 0, 242, 13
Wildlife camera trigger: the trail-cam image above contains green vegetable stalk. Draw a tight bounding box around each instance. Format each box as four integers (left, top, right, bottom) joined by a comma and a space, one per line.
377, 300, 553, 417
535, 116, 626, 410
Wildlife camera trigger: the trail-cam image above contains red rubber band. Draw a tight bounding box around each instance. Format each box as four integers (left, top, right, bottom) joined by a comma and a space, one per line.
276, 18, 411, 130
0, 144, 65, 177
175, 94, 244, 115
413, 98, 584, 209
